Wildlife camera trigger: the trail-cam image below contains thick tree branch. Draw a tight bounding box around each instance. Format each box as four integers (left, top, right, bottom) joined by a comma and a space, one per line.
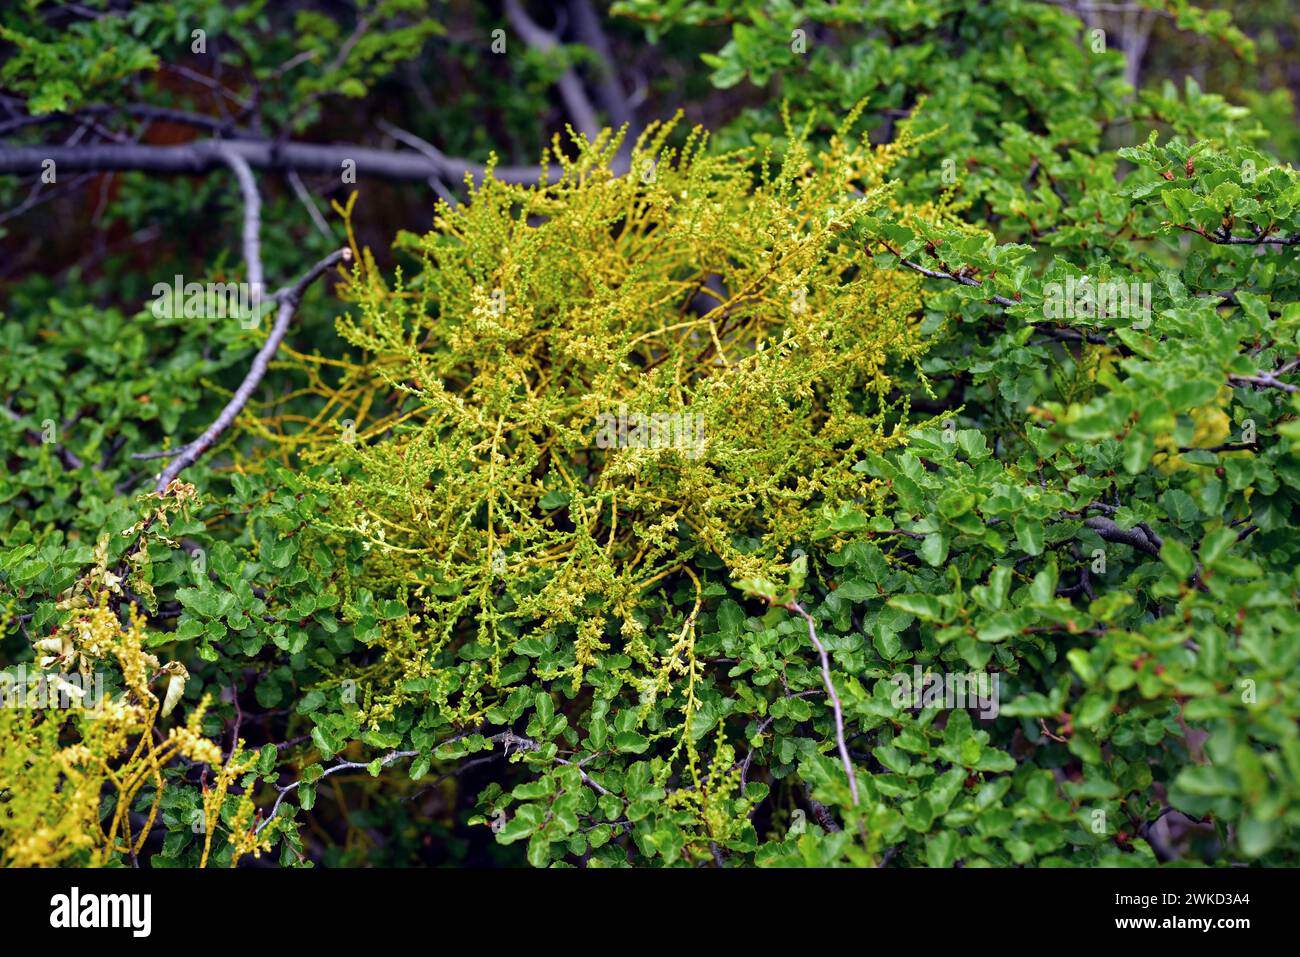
566, 0, 636, 131
0, 139, 545, 185
504, 0, 602, 143
1083, 515, 1162, 557
217, 146, 264, 294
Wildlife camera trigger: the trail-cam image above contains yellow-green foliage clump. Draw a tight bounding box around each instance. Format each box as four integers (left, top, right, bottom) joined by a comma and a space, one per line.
0, 585, 261, 867
285, 114, 937, 723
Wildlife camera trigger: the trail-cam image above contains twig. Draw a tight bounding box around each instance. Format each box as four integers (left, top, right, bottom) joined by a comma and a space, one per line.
1230, 370, 1299, 393
1174, 223, 1300, 246
803, 784, 843, 832
783, 601, 859, 806
286, 168, 332, 238
0, 102, 254, 138
878, 242, 1116, 347
256, 748, 418, 835
226, 677, 243, 763
1, 404, 84, 470
1175, 441, 1257, 454
1039, 718, 1068, 743
376, 118, 457, 177
372, 121, 458, 206
877, 243, 1019, 307
131, 446, 184, 461
0, 171, 95, 226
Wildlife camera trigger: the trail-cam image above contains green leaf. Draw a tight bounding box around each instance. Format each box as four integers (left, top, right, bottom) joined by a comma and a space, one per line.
925, 830, 959, 868
887, 593, 949, 622
1013, 516, 1044, 556
1237, 816, 1280, 858
257, 744, 277, 775
920, 532, 948, 566
1160, 539, 1195, 579
614, 731, 649, 754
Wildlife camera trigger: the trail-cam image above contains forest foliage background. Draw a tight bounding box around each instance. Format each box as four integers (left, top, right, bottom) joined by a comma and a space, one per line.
2, 0, 1300, 868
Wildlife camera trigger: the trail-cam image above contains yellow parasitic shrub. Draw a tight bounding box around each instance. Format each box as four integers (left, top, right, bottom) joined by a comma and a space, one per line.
273, 111, 941, 742
0, 591, 262, 867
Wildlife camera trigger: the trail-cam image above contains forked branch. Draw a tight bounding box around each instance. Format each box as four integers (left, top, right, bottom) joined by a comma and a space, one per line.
149, 247, 352, 492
